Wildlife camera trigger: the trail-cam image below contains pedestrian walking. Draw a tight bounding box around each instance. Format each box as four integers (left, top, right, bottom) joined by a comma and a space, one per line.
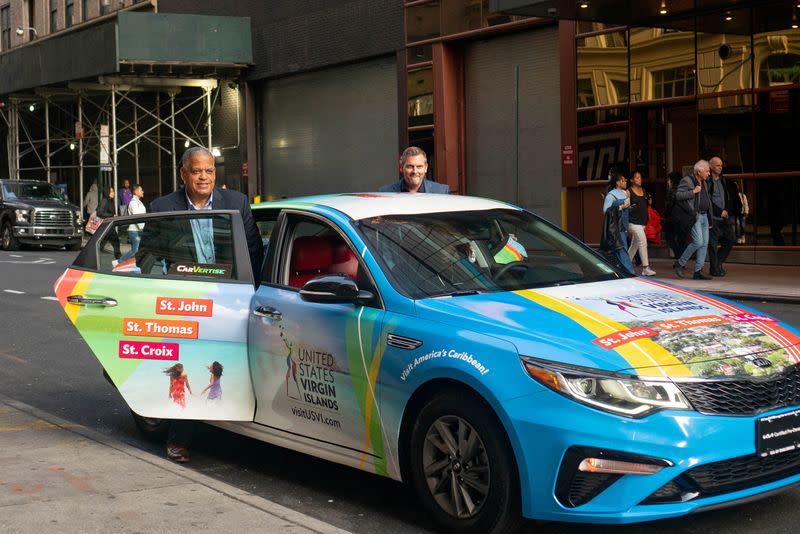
601, 168, 635, 275
627, 171, 656, 276
673, 160, 712, 280
82, 182, 99, 221
706, 157, 740, 277
119, 179, 133, 212
97, 186, 121, 259
113, 183, 146, 267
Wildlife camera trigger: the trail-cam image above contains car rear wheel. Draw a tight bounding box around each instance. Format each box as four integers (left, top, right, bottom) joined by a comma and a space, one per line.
409, 390, 521, 534
131, 410, 170, 441
1, 221, 20, 251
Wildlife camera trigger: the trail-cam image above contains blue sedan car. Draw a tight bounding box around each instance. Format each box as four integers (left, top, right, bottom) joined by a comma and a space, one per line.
57, 193, 800, 533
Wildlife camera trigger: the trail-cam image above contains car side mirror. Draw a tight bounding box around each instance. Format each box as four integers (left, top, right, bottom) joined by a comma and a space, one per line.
299, 274, 373, 305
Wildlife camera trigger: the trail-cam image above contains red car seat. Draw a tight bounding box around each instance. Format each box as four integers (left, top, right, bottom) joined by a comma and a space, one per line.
288, 236, 332, 288
329, 241, 359, 281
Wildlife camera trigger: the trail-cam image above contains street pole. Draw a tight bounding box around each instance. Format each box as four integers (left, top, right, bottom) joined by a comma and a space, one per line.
171, 93, 177, 192
78, 94, 84, 214
45, 98, 51, 183
111, 87, 119, 215
206, 87, 212, 149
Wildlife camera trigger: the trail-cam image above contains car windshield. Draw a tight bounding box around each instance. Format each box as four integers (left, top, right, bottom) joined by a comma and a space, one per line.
357, 208, 623, 299
2, 182, 61, 201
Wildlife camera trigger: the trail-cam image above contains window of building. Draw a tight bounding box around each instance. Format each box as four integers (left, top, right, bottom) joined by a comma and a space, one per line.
652, 66, 696, 98
27, 0, 35, 39
66, 0, 74, 28
407, 1, 440, 43
577, 30, 629, 106
82, 0, 88, 21
1, 5, 10, 51
50, 0, 58, 33
408, 68, 434, 127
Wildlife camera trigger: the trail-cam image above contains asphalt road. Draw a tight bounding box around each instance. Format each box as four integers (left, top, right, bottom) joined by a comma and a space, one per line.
3, 247, 800, 533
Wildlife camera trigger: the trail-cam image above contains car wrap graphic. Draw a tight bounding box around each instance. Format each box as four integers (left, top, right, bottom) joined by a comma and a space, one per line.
54, 268, 255, 420
516, 278, 800, 378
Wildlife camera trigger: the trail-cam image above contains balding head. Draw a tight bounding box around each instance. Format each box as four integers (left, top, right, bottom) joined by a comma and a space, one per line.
709, 156, 723, 178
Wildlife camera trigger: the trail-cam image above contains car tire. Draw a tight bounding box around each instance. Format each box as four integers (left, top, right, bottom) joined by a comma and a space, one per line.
1, 221, 20, 251
131, 410, 170, 441
66, 241, 82, 251
408, 389, 521, 534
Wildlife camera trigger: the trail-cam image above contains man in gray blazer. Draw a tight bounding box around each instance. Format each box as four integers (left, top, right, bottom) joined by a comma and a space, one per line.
379, 146, 450, 194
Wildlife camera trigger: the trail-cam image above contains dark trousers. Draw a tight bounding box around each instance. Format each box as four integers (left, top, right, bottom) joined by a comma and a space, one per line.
708, 219, 735, 273
665, 228, 687, 260
167, 420, 195, 448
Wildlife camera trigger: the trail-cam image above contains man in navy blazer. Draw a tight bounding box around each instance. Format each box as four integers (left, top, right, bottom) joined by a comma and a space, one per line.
142, 147, 263, 280
379, 146, 450, 194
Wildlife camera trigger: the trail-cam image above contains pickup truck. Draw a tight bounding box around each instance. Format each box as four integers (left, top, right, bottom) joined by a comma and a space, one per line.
0, 179, 83, 250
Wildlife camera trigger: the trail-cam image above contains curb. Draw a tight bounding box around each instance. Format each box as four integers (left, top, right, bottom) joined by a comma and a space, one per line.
0, 394, 352, 534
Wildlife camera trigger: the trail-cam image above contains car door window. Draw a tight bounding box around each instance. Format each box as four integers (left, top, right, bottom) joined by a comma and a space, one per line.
96, 213, 238, 281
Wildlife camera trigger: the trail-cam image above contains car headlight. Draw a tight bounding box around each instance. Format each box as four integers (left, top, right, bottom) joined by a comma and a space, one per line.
74, 211, 82, 225
521, 356, 692, 418
15, 209, 30, 223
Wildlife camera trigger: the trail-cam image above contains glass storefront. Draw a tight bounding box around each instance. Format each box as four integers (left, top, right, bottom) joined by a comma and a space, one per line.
576, 4, 800, 258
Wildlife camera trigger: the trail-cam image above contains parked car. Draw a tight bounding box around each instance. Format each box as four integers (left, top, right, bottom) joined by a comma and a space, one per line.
55, 193, 800, 533
0, 179, 82, 250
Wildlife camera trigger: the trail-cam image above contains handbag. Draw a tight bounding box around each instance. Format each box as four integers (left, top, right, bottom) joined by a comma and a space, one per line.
85, 214, 104, 235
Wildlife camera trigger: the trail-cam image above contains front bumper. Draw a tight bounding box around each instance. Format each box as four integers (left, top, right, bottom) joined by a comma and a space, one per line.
15, 225, 82, 244
504, 391, 800, 523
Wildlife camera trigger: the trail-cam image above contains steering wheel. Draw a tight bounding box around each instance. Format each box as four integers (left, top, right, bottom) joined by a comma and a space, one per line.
493, 261, 530, 280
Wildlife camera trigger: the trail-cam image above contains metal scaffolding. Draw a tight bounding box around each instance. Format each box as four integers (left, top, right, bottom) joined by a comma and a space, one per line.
2, 76, 220, 214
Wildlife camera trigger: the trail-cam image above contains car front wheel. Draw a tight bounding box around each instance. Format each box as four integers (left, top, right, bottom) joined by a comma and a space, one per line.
1, 221, 20, 251
409, 390, 521, 534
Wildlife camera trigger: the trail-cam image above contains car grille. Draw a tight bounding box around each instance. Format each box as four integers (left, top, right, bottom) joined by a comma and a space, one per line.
644, 448, 800, 504
33, 209, 73, 227
676, 364, 800, 416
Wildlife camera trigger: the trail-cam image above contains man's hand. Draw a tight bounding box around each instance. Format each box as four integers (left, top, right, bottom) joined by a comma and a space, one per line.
721, 209, 729, 218
693, 185, 702, 194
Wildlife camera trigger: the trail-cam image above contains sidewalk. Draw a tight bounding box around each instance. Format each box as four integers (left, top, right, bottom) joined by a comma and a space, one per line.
648, 258, 800, 304
0, 395, 351, 534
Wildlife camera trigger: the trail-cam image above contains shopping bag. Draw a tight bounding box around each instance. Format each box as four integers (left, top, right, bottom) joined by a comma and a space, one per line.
85, 214, 104, 235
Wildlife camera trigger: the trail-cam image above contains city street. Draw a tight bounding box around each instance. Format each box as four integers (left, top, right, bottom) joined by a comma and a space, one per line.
3, 247, 800, 533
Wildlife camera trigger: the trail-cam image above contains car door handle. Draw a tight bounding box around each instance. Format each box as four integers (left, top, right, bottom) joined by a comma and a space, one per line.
253, 305, 282, 321
67, 295, 118, 307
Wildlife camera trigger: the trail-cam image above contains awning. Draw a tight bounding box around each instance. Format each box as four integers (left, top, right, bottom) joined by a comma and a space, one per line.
0, 12, 252, 95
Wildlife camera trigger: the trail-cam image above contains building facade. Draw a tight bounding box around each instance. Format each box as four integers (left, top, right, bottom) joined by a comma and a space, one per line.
1, 1, 798, 264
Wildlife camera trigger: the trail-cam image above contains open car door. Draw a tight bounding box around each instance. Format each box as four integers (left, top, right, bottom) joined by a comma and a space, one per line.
54, 210, 256, 421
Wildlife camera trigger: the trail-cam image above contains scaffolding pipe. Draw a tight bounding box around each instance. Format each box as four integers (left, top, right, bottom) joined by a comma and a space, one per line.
156, 92, 162, 197
78, 94, 84, 215
134, 104, 140, 185
171, 93, 177, 192
206, 87, 212, 149
45, 99, 51, 182
111, 87, 119, 215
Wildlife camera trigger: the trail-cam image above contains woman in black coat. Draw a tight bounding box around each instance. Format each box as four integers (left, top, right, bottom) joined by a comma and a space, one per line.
663, 171, 687, 260
97, 186, 121, 259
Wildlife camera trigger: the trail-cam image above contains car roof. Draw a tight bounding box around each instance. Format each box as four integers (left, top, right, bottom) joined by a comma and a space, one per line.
253, 193, 519, 221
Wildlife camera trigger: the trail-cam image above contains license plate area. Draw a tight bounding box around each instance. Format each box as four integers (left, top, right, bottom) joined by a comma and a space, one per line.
757, 408, 800, 457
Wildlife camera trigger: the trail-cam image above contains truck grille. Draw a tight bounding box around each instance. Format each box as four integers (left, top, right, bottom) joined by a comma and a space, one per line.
677, 363, 800, 416
33, 209, 73, 227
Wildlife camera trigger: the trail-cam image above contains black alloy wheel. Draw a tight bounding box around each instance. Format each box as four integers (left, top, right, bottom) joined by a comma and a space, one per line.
409, 390, 521, 534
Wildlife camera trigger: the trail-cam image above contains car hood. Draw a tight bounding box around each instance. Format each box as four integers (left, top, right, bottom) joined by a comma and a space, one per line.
6, 199, 78, 210
416, 278, 800, 380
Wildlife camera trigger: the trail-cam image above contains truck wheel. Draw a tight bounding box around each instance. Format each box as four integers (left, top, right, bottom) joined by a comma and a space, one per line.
1, 221, 20, 251
408, 390, 521, 534
66, 241, 82, 251
131, 410, 170, 441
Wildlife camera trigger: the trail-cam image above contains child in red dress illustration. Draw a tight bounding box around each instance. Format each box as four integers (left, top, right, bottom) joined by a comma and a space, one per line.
164, 363, 192, 408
